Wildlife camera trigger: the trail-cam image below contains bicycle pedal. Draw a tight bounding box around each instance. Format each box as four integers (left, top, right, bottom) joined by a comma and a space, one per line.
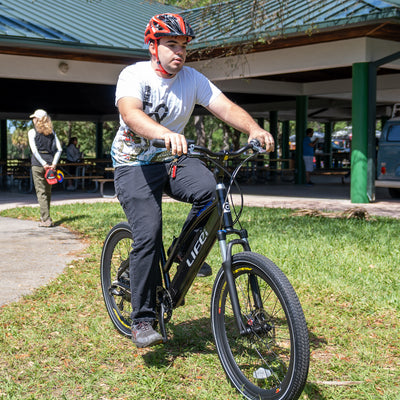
110, 287, 122, 296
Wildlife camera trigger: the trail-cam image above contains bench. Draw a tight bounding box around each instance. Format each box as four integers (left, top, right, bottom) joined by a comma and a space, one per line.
257, 167, 295, 182
92, 178, 116, 198
64, 175, 104, 180
313, 169, 350, 184
11, 175, 33, 193
63, 175, 104, 191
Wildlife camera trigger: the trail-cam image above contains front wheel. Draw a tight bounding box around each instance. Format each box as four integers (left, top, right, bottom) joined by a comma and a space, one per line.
100, 222, 133, 337
211, 252, 309, 400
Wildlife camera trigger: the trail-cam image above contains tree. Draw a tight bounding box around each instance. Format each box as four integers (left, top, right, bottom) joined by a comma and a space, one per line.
7, 119, 118, 160
8, 121, 30, 159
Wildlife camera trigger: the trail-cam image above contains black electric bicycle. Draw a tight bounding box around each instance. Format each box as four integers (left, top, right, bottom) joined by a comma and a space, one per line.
100, 140, 310, 400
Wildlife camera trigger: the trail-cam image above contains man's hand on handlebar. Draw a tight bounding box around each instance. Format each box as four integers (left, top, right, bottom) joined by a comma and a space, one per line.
248, 130, 275, 153
157, 128, 274, 156
161, 132, 188, 156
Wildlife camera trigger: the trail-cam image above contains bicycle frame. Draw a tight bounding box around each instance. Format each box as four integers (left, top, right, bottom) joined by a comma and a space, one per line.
159, 158, 257, 337
101, 139, 310, 399
161, 198, 219, 306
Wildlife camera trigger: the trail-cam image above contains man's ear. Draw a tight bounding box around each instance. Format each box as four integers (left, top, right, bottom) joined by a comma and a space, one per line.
149, 41, 156, 57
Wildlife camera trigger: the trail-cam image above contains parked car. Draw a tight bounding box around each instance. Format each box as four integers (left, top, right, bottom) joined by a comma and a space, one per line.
376, 104, 400, 198
332, 141, 350, 153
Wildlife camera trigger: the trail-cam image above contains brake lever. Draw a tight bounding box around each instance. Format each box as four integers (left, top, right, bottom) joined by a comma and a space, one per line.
188, 143, 200, 156
249, 139, 266, 154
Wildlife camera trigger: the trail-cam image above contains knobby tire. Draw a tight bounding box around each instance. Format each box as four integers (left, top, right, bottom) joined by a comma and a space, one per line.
211, 252, 309, 400
100, 222, 133, 337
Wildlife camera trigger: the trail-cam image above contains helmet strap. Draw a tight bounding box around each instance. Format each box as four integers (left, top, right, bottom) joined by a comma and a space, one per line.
153, 40, 173, 77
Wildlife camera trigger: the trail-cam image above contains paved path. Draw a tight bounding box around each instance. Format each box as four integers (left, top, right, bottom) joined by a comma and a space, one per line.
0, 177, 399, 307
232, 181, 400, 219
0, 216, 86, 307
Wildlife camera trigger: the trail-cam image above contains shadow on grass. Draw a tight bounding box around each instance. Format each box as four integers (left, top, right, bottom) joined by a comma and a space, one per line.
53, 214, 89, 225
141, 317, 326, 399
142, 317, 214, 367
144, 318, 327, 367
305, 331, 328, 399
309, 330, 328, 350
303, 382, 327, 399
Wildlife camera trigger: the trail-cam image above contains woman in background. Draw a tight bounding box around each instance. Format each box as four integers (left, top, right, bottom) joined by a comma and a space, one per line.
28, 109, 62, 227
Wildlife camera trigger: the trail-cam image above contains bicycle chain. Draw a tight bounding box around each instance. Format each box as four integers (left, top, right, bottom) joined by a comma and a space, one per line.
156, 286, 173, 323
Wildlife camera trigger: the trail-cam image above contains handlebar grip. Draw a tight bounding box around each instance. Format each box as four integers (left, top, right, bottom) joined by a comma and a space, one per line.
152, 138, 192, 148
152, 139, 166, 148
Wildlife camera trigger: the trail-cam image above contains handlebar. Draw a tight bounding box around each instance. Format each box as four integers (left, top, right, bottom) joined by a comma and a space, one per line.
152, 139, 265, 159
153, 138, 264, 225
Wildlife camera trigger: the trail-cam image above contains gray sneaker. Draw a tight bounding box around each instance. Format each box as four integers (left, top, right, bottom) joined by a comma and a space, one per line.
39, 218, 54, 227
131, 321, 163, 348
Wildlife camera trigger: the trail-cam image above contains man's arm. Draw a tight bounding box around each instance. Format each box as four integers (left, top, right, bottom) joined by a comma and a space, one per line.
118, 97, 187, 155
206, 93, 275, 152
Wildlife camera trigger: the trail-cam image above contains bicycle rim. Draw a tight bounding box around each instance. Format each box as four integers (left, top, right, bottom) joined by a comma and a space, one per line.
211, 252, 309, 400
100, 222, 133, 337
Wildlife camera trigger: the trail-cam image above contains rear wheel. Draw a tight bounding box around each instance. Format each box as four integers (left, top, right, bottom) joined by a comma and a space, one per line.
211, 252, 309, 400
100, 222, 133, 337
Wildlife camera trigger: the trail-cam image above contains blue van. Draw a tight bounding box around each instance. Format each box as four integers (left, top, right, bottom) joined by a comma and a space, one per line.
376, 104, 400, 198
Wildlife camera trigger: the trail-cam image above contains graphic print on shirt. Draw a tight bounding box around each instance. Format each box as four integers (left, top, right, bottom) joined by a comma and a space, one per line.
112, 63, 222, 167
143, 85, 169, 123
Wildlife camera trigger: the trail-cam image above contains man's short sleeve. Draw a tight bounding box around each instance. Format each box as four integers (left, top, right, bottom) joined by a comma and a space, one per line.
192, 68, 221, 108
115, 64, 143, 106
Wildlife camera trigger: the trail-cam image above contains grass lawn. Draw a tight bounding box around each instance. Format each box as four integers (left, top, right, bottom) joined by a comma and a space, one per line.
0, 201, 399, 400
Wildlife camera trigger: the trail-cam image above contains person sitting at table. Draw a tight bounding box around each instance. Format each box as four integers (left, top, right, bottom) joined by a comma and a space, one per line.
65, 136, 83, 190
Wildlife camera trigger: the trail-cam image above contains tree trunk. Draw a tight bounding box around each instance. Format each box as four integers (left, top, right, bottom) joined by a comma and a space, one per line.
194, 115, 206, 147
222, 124, 230, 150
232, 129, 241, 151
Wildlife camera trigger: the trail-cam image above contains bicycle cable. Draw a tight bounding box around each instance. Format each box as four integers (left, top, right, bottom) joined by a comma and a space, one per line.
201, 150, 258, 228
226, 151, 258, 228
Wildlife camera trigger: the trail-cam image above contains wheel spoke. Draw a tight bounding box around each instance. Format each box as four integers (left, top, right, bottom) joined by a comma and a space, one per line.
100, 223, 134, 337
211, 252, 309, 399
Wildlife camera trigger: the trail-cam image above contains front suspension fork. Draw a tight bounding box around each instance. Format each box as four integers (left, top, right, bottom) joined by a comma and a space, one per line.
218, 229, 258, 336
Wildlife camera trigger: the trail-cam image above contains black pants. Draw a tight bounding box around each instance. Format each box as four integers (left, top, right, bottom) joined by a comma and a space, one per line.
114, 156, 215, 324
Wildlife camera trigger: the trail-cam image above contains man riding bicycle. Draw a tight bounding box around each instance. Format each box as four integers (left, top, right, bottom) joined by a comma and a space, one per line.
111, 13, 274, 348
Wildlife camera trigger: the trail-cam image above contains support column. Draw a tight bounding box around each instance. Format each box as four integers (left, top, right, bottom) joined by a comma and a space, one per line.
1, 120, 7, 189
0, 120, 6, 161
269, 111, 278, 169
324, 122, 333, 169
96, 122, 103, 159
367, 63, 377, 202
281, 120, 290, 169
295, 96, 308, 184
351, 51, 400, 202
351, 63, 369, 203
256, 118, 266, 181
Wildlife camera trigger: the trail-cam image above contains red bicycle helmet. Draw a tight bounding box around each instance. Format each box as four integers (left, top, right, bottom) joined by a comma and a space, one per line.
144, 13, 195, 44
144, 14, 195, 76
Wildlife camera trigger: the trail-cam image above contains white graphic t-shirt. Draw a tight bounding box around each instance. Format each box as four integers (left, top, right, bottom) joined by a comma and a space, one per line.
111, 61, 221, 166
